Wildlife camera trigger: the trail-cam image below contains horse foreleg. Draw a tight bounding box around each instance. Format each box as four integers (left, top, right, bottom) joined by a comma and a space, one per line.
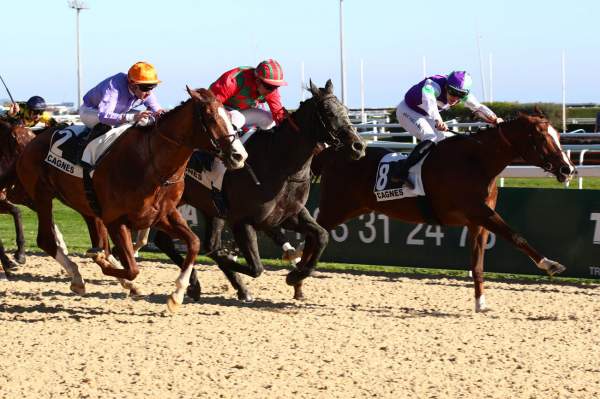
264, 226, 301, 265
0, 237, 14, 276
283, 207, 329, 300
204, 216, 251, 301
472, 206, 566, 276
104, 223, 140, 282
153, 229, 202, 301
468, 224, 489, 312
0, 200, 26, 265
154, 209, 200, 313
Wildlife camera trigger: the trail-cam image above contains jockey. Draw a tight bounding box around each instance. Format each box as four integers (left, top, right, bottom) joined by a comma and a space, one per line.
195, 59, 289, 216
79, 61, 164, 139
209, 59, 288, 135
391, 71, 503, 189
1, 96, 56, 128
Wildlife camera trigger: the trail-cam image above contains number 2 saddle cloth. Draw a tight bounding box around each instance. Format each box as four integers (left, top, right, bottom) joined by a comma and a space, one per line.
373, 152, 428, 202
45, 124, 132, 178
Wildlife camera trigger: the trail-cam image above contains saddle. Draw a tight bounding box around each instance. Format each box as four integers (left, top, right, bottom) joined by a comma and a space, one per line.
56, 124, 111, 166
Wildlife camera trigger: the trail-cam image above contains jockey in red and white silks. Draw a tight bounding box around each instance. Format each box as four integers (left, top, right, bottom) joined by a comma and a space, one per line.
209, 59, 288, 137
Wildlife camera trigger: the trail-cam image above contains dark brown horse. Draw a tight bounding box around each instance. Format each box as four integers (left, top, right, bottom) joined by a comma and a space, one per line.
151, 80, 366, 301
290, 112, 576, 311
16, 87, 247, 311
0, 121, 35, 271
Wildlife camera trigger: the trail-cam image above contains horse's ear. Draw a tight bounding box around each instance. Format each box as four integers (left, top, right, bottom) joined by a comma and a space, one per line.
533, 105, 545, 117
309, 79, 320, 97
197, 88, 215, 102
186, 85, 198, 99
325, 79, 334, 94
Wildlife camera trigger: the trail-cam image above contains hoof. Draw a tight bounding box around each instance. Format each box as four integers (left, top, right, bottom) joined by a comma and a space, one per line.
129, 285, 145, 297
538, 258, 566, 276
14, 253, 26, 265
166, 295, 181, 313
85, 247, 104, 260
5, 260, 19, 272
186, 284, 202, 302
237, 291, 254, 302
70, 282, 86, 295
286, 268, 311, 286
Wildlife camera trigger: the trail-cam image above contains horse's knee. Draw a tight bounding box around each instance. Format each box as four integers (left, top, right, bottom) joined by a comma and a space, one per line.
188, 234, 200, 255
249, 267, 263, 278
127, 268, 140, 280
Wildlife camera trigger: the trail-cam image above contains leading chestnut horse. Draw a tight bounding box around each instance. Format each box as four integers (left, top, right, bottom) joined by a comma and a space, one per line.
16, 87, 248, 311
291, 112, 575, 311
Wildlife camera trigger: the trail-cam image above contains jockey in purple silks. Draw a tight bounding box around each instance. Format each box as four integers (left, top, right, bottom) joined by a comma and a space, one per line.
391, 71, 503, 189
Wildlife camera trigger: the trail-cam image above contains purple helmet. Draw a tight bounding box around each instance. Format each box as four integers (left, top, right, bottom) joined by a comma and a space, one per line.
446, 71, 472, 98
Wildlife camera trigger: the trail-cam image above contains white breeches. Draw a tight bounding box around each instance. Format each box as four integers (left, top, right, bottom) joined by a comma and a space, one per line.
228, 108, 275, 131
395, 100, 453, 143
79, 105, 101, 128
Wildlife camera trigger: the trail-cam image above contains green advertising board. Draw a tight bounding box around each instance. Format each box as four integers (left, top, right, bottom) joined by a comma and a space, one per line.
182, 186, 600, 279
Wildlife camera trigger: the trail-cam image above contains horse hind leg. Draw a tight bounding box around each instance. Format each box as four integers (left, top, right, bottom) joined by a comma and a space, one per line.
468, 224, 489, 312
34, 190, 85, 294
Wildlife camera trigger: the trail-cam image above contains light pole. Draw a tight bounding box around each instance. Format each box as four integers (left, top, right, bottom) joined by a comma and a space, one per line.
339, 0, 347, 105
69, 0, 88, 110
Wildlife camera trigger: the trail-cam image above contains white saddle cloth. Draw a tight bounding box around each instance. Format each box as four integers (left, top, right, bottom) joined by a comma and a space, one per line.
373, 152, 428, 202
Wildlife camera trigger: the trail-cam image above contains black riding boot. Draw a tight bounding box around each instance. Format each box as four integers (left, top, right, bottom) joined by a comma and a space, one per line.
390, 140, 436, 190
189, 150, 215, 172
211, 188, 228, 217
87, 123, 112, 142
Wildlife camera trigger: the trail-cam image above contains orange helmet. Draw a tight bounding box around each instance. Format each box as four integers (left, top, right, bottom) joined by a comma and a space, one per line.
127, 61, 162, 84
255, 59, 287, 86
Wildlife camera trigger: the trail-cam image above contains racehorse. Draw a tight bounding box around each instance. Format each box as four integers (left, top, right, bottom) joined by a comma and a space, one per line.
151, 80, 366, 301
291, 111, 576, 311
16, 87, 248, 311
0, 121, 35, 272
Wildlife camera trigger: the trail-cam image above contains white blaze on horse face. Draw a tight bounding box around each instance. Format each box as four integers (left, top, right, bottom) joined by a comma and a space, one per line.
218, 106, 248, 166
547, 125, 575, 173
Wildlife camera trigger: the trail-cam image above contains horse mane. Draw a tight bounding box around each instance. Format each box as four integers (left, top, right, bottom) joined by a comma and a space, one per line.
133, 88, 215, 133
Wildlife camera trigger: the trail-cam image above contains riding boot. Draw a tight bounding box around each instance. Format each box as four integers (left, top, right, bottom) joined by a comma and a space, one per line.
211, 188, 228, 217
390, 139, 436, 190
87, 123, 112, 142
189, 150, 215, 172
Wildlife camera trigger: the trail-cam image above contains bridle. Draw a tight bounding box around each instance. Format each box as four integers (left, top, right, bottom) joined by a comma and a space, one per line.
313, 94, 354, 151
499, 120, 565, 174
146, 98, 238, 185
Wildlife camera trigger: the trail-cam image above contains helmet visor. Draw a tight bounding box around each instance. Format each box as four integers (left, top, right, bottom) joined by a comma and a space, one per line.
447, 85, 468, 98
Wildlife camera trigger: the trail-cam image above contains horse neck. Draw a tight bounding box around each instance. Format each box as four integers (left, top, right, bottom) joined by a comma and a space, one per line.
267, 110, 319, 177
472, 123, 520, 177
145, 103, 196, 180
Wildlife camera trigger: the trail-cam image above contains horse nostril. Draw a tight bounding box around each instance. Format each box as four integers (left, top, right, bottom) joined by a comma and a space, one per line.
352, 141, 366, 152
232, 152, 244, 162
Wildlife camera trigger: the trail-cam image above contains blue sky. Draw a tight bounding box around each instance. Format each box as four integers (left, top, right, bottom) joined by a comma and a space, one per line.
2, 0, 598, 108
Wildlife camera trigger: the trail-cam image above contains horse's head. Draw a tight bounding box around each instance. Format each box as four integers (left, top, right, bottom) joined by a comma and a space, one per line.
186, 86, 247, 169
304, 79, 366, 160
509, 111, 575, 183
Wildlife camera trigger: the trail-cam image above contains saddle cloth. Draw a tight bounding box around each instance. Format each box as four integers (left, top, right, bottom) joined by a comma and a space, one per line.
184, 129, 257, 192
45, 123, 132, 178
373, 152, 428, 202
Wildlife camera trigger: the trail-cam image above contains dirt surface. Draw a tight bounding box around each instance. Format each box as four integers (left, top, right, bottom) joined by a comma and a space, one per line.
1, 254, 599, 398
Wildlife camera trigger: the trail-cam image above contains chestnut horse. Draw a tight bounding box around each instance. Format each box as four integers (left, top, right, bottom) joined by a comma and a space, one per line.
151, 80, 366, 301
291, 112, 575, 311
0, 121, 35, 272
16, 87, 248, 311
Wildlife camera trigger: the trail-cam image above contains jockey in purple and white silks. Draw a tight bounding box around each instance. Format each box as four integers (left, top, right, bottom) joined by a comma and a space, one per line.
391, 71, 503, 189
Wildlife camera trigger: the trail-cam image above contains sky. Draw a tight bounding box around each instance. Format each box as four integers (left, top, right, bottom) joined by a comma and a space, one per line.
2, 0, 599, 109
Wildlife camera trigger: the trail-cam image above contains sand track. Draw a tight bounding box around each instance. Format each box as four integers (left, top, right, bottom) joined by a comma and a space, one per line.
1, 254, 599, 398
